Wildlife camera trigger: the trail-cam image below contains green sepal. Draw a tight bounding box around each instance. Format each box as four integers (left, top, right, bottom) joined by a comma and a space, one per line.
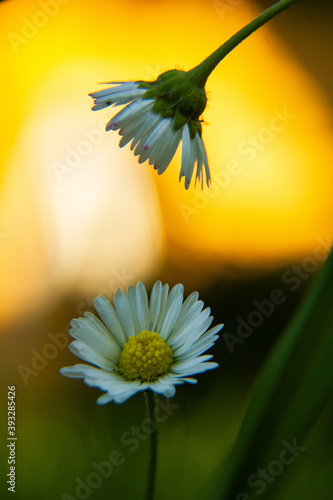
141, 87, 160, 100
137, 69, 207, 134
188, 119, 202, 139
160, 107, 175, 119
173, 109, 188, 131
136, 81, 155, 90
179, 87, 207, 120
167, 80, 191, 103
152, 97, 176, 117
155, 69, 185, 84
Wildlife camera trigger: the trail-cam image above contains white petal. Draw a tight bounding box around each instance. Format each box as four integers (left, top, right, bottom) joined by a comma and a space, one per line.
89, 82, 139, 98
195, 152, 203, 189
196, 133, 210, 187
175, 300, 204, 333
153, 284, 170, 334
156, 126, 182, 175
97, 387, 142, 405
96, 381, 148, 404
171, 309, 213, 349
169, 296, 205, 343
60, 364, 117, 382
178, 377, 198, 384
69, 340, 117, 369
113, 289, 136, 338
157, 284, 184, 340
149, 281, 163, 331
175, 324, 222, 358
92, 383, 148, 405
60, 363, 94, 378
147, 119, 174, 166
173, 353, 213, 370
180, 124, 191, 182
91, 90, 144, 111
106, 98, 154, 132
70, 313, 120, 360
173, 361, 218, 377
172, 353, 218, 376
93, 295, 127, 346
184, 134, 199, 189
118, 113, 149, 148
106, 89, 146, 106
61, 363, 149, 404
148, 378, 176, 398
137, 118, 170, 164
89, 83, 143, 110
91, 102, 112, 111
131, 113, 161, 153
126, 282, 149, 333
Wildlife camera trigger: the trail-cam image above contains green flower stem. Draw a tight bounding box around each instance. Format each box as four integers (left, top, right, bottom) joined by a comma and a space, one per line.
188, 0, 302, 88
144, 391, 158, 500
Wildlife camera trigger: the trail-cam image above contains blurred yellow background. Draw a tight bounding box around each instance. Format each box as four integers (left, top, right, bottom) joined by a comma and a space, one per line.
0, 0, 332, 326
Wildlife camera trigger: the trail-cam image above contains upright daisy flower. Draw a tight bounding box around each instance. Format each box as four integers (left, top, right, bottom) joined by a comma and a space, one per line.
89, 70, 210, 189
60, 281, 222, 404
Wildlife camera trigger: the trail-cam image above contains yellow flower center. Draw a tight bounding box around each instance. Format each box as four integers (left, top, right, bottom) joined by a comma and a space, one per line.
118, 331, 173, 382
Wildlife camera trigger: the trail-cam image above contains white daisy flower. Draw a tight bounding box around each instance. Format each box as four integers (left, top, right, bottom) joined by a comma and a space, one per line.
89, 70, 211, 189
60, 281, 222, 404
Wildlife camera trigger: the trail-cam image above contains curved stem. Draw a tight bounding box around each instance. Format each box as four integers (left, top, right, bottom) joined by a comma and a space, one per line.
188, 0, 303, 87
144, 391, 158, 500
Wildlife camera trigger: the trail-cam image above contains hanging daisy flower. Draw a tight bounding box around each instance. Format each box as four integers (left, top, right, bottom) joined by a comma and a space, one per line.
89, 0, 302, 188
89, 70, 210, 189
60, 281, 222, 404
